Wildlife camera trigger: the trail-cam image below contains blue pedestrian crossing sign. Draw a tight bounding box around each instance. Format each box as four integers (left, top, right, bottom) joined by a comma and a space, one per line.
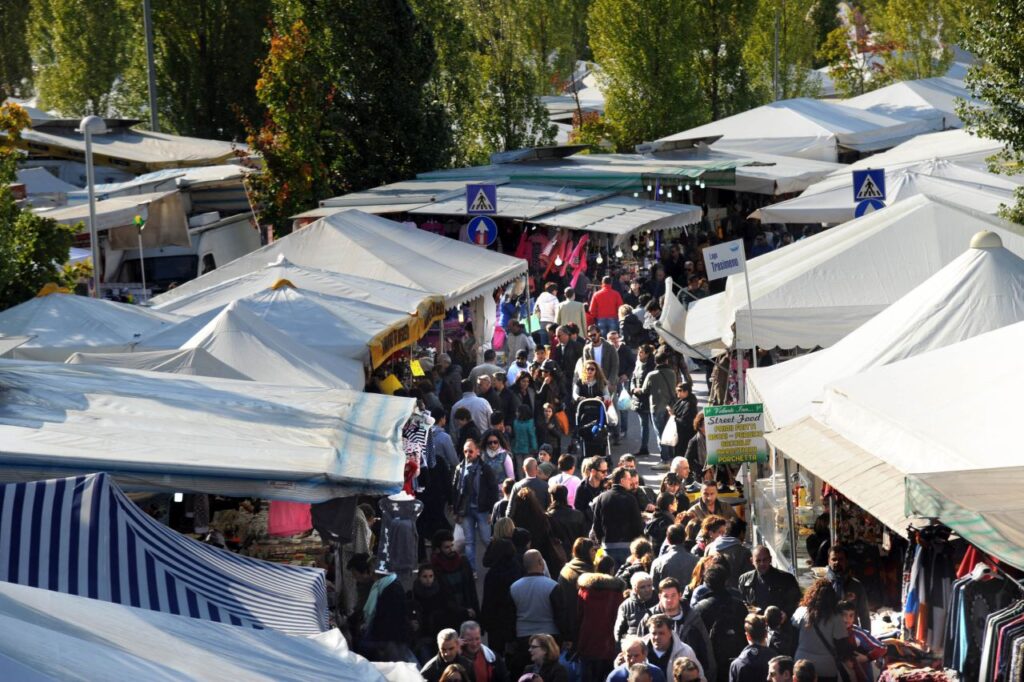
467, 216, 498, 247
854, 199, 886, 217
466, 184, 497, 215
852, 169, 886, 202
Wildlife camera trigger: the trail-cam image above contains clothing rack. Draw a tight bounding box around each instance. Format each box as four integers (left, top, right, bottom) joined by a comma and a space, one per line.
992, 562, 1024, 595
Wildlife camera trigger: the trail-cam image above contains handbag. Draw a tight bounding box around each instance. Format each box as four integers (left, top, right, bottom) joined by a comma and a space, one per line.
659, 417, 678, 446
813, 620, 853, 682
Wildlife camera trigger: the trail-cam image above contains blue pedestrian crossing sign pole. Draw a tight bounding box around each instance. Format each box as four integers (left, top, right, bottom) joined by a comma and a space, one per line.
852, 168, 886, 218
467, 216, 498, 247
466, 184, 497, 215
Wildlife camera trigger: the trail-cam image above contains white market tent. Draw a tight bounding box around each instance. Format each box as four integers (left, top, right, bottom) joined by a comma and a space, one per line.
0, 581, 387, 681
767, 320, 1024, 569
827, 129, 1005, 178
67, 347, 250, 380
753, 159, 1023, 224
652, 98, 939, 162
35, 190, 192, 249
842, 77, 982, 129
179, 302, 365, 390
748, 232, 1024, 430
151, 209, 528, 309
683, 195, 1024, 351
0, 359, 415, 501
0, 293, 178, 361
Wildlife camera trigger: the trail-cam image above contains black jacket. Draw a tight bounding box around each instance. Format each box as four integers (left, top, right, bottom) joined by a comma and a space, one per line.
573, 479, 604, 524
481, 542, 522, 642
548, 505, 587, 557
591, 484, 644, 545
452, 458, 500, 516
738, 566, 802, 616
614, 593, 657, 641
421, 654, 476, 682
728, 644, 778, 682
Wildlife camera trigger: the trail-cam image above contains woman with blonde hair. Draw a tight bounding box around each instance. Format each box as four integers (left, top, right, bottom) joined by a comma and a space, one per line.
573, 359, 610, 403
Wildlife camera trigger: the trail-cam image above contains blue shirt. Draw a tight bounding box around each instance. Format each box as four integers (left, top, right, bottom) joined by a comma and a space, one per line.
606, 663, 666, 682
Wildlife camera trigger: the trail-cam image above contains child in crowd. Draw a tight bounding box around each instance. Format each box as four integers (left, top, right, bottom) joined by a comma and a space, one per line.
839, 600, 886, 682
512, 404, 539, 467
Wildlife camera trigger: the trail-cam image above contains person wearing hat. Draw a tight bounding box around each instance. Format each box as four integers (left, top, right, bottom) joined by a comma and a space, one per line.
347, 552, 414, 662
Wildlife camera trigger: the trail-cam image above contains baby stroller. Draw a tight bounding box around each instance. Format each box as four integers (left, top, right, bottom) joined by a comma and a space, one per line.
574, 397, 610, 460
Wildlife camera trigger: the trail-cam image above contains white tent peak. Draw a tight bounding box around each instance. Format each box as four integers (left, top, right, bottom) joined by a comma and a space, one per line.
748, 238, 1024, 429
971, 230, 1002, 249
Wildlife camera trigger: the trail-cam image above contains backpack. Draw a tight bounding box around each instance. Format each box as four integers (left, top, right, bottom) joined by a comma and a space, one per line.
704, 598, 749, 671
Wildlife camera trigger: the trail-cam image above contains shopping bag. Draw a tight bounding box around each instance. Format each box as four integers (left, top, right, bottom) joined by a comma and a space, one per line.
659, 418, 678, 447
606, 402, 619, 427
492, 323, 506, 351
616, 387, 632, 412
453, 523, 466, 554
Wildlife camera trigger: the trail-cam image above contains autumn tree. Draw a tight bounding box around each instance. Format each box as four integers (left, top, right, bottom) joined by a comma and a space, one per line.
0, 103, 77, 309
588, 0, 702, 149
29, 0, 133, 115
744, 0, 821, 102
957, 0, 1024, 223
867, 0, 961, 81
0, 1, 33, 100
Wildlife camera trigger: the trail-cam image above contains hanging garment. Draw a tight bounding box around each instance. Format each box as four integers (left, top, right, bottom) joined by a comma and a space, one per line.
375, 496, 423, 573
268, 501, 313, 537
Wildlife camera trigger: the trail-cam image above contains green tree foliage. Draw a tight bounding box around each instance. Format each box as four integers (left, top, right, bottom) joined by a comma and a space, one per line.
0, 1, 33, 100
29, 0, 133, 115
118, 0, 271, 139
247, 0, 449, 233
744, 0, 821, 103
810, 0, 841, 67
816, 25, 883, 98
868, 0, 960, 81
588, 0, 702, 149
957, 0, 1024, 224
693, 0, 759, 120
0, 104, 77, 309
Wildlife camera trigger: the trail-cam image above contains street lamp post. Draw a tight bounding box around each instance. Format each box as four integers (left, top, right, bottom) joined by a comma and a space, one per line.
79, 115, 108, 298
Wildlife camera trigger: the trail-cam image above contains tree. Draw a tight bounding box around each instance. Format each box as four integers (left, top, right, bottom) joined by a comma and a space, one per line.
868, 0, 960, 81
744, 0, 821, 103
957, 0, 1024, 224
692, 0, 759, 120
0, 1, 33, 100
29, 0, 133, 115
117, 0, 271, 139
810, 0, 841, 67
588, 0, 702, 150
247, 0, 449, 233
816, 25, 887, 98
0, 103, 77, 309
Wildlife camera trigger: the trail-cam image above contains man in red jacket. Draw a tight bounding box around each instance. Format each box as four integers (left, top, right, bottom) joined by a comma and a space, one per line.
589, 275, 624, 336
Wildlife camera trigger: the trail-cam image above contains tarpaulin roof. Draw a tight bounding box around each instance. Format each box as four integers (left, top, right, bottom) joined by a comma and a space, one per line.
14, 167, 79, 195
35, 190, 192, 250
151, 210, 528, 307
0, 580, 389, 681
410, 182, 604, 220
65, 165, 251, 204
827, 128, 1005, 176
748, 234, 1024, 429
529, 195, 702, 245
178, 302, 365, 389
0, 360, 415, 501
753, 160, 1023, 224
653, 98, 939, 161
0, 473, 328, 634
841, 77, 983, 129
770, 321, 1024, 569
0, 293, 178, 362
683, 195, 1024, 350
66, 347, 250, 380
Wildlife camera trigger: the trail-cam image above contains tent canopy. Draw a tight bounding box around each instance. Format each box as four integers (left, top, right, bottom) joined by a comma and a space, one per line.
0, 359, 414, 501
151, 210, 528, 308
825, 129, 1005, 178
0, 293, 178, 361
178, 301, 364, 389
0, 473, 328, 635
805, 321, 1024, 569
0, 582, 385, 681
14, 167, 79, 195
754, 160, 1023, 224
683, 195, 1024, 350
748, 235, 1024, 429
653, 98, 938, 162
67, 347, 250, 380
841, 77, 982, 129
36, 190, 192, 249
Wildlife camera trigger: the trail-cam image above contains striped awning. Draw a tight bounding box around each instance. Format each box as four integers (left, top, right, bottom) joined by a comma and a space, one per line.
0, 473, 328, 635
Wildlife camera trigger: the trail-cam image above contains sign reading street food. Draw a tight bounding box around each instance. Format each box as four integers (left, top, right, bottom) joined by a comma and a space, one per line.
704, 403, 768, 465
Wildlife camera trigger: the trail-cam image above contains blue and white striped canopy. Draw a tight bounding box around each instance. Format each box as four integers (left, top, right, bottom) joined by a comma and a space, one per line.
0, 473, 328, 636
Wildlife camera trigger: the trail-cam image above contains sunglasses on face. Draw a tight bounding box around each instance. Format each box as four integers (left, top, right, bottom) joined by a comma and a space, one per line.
487, 440, 499, 445
586, 367, 596, 372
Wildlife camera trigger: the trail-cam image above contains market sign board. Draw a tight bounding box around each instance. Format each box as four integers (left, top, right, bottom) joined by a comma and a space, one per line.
704, 403, 768, 465
702, 238, 746, 281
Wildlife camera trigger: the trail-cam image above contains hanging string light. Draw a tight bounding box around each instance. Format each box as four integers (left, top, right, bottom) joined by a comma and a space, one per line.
596, 252, 604, 264
646, 184, 653, 192
633, 192, 639, 198
684, 183, 690, 191
631, 241, 639, 251
667, 190, 673, 199
554, 255, 563, 267
615, 246, 624, 258
647, 235, 655, 247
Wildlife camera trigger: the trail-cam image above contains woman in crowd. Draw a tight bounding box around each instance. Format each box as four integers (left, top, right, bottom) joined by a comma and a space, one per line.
684, 412, 709, 485
537, 402, 565, 457
547, 484, 587, 559
480, 533, 522, 659
509, 488, 566, 575
669, 383, 699, 458
576, 555, 627, 681
791, 578, 853, 682
616, 537, 655, 585
513, 371, 539, 420
573, 359, 610, 405
439, 663, 470, 682
525, 634, 569, 682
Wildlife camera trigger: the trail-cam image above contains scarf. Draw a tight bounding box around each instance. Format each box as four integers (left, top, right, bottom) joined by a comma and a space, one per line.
413, 577, 442, 601
363, 572, 398, 627
826, 566, 846, 599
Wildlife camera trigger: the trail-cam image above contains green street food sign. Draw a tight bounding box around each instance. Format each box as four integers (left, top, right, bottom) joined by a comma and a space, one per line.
704, 403, 768, 466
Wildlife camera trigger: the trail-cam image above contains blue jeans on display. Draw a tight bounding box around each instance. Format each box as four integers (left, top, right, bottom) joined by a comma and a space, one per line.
460, 511, 491, 570
653, 411, 673, 463
596, 318, 619, 335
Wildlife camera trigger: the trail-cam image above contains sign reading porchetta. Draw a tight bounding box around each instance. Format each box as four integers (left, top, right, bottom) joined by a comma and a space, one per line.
704, 403, 767, 466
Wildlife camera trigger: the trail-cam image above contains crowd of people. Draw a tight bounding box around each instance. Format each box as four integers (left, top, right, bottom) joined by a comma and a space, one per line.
344, 258, 881, 682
